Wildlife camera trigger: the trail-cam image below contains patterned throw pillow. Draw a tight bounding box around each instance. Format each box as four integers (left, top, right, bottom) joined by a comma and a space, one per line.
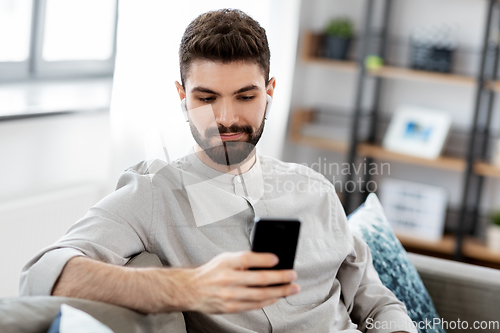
348, 193, 445, 333
47, 304, 113, 333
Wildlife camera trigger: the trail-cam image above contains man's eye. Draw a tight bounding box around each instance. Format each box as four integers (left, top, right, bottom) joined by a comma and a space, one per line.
239, 96, 255, 101
199, 97, 215, 102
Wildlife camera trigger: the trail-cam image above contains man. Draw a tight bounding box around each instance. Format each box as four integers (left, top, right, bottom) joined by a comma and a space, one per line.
21, 9, 416, 333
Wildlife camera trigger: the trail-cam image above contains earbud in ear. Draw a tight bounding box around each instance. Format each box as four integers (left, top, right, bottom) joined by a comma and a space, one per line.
181, 99, 188, 122
265, 95, 273, 120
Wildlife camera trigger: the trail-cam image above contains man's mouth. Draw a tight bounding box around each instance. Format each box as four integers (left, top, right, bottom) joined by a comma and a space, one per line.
219, 132, 244, 141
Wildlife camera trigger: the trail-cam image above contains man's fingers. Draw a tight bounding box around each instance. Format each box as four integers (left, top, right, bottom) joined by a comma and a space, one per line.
221, 251, 279, 270
193, 252, 302, 314
233, 269, 297, 287
220, 283, 300, 303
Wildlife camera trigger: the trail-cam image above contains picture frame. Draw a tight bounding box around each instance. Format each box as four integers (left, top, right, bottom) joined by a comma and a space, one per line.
382, 105, 452, 159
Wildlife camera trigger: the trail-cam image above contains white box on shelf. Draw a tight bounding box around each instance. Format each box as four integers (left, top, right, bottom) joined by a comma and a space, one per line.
382, 105, 452, 159
378, 178, 448, 241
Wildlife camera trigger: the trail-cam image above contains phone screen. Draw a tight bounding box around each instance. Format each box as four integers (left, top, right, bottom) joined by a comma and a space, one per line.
250, 217, 301, 270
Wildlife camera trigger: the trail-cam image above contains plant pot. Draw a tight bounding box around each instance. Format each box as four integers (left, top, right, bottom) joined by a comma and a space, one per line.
323, 35, 351, 60
487, 224, 500, 252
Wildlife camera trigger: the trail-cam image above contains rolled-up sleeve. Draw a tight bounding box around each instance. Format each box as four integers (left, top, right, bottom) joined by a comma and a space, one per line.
19, 248, 85, 296
19, 166, 154, 296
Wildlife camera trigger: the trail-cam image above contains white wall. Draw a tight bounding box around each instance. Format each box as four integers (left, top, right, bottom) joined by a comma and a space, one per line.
0, 111, 111, 296
0, 111, 111, 200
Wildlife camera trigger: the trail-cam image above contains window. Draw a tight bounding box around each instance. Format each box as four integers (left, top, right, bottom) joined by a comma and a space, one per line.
0, 0, 32, 79
0, 0, 118, 81
0, 0, 32, 62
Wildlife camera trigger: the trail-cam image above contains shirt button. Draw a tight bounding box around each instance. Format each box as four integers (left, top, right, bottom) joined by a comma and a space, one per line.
236, 176, 242, 183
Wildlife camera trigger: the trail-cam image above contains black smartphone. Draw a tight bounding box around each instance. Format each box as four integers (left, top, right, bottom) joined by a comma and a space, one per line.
250, 217, 301, 270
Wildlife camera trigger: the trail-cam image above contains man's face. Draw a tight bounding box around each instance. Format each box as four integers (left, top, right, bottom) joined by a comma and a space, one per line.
179, 60, 274, 166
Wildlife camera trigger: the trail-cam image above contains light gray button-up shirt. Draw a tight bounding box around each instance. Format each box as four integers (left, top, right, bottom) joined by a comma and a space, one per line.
20, 150, 416, 333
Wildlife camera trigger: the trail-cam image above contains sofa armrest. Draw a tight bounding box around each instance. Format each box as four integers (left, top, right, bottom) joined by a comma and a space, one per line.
1, 253, 187, 333
408, 253, 500, 327
126, 251, 163, 268
0, 296, 187, 333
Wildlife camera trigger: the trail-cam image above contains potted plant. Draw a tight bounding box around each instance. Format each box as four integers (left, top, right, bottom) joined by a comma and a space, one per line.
323, 18, 354, 60
487, 211, 500, 252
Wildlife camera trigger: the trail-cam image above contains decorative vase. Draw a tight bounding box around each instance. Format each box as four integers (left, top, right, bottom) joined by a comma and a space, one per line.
487, 224, 500, 252
323, 35, 351, 60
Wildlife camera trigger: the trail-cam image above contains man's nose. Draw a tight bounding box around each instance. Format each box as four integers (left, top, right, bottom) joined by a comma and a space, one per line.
215, 100, 239, 127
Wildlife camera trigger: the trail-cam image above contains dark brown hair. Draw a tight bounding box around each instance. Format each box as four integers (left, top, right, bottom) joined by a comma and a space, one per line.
179, 9, 270, 88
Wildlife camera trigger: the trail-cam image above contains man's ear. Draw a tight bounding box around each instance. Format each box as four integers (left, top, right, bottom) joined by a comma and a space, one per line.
266, 77, 276, 98
175, 81, 185, 101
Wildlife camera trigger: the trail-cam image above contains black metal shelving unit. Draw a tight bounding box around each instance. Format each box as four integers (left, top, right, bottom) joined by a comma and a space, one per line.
455, 0, 497, 260
341, 0, 499, 261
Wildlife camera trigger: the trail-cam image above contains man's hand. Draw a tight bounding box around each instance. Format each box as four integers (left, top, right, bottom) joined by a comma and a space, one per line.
180, 251, 300, 313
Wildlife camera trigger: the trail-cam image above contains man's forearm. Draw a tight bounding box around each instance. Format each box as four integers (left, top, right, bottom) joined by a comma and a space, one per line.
52, 256, 190, 313
51, 252, 299, 314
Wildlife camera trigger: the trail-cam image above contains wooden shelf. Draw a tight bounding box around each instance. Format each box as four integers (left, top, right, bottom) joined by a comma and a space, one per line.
488, 80, 500, 93
289, 109, 348, 153
463, 237, 500, 264
397, 234, 455, 255
398, 234, 500, 265
290, 109, 465, 171
292, 134, 349, 153
300, 31, 357, 72
300, 31, 476, 86
368, 66, 476, 87
357, 143, 466, 172
474, 162, 500, 178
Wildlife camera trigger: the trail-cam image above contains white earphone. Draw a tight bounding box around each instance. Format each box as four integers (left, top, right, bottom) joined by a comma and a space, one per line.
181, 94, 273, 122
264, 94, 272, 120
181, 99, 188, 122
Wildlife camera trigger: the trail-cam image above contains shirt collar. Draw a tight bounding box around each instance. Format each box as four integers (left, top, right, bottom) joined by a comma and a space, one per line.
183, 147, 264, 202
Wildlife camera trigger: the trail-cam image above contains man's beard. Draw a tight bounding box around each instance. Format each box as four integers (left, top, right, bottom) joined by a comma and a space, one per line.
190, 113, 265, 166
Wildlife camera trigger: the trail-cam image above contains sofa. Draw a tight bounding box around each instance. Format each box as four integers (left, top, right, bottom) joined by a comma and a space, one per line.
1, 251, 500, 333
406, 252, 500, 332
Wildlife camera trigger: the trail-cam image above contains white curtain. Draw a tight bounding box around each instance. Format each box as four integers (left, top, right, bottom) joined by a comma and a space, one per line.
109, 0, 301, 183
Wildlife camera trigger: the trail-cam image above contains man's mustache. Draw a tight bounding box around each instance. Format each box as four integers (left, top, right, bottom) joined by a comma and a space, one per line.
205, 124, 253, 137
